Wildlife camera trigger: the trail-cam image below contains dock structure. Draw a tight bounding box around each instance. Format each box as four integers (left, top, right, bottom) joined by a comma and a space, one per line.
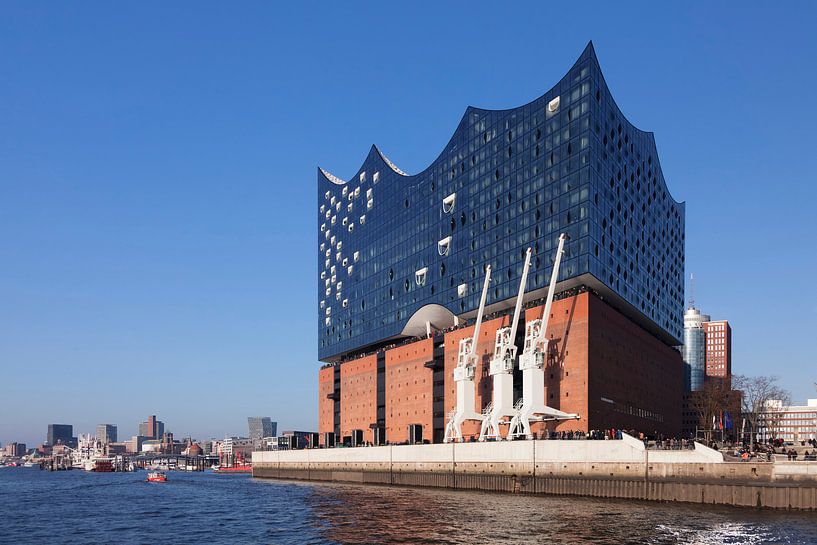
132, 454, 216, 471
253, 434, 817, 510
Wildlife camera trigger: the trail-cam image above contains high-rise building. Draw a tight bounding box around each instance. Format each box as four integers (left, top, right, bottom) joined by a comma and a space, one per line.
683, 307, 710, 391
96, 424, 117, 444
683, 308, 732, 392
248, 417, 277, 444
316, 43, 686, 443
137, 415, 165, 440
47, 424, 75, 447
148, 415, 158, 438
703, 320, 731, 382
3, 442, 26, 457
682, 307, 736, 437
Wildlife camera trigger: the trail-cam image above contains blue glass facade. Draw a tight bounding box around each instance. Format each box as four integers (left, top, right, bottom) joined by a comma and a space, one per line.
683, 307, 710, 391
318, 43, 684, 362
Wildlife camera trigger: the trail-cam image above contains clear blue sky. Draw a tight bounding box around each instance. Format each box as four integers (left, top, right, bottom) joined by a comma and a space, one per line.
2, 2, 815, 447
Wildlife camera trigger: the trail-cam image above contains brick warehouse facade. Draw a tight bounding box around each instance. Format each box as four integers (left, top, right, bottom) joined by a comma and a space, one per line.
316, 44, 686, 445
320, 291, 683, 445
385, 339, 434, 444
339, 354, 378, 441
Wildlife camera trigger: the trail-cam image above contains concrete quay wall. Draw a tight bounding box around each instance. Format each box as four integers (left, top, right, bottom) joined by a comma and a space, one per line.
253, 439, 817, 510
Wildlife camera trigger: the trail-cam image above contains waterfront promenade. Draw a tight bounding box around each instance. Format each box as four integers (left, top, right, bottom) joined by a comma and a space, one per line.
253, 434, 817, 510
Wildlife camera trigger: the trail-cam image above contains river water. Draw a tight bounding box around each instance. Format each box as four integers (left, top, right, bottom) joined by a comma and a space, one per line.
1, 468, 815, 544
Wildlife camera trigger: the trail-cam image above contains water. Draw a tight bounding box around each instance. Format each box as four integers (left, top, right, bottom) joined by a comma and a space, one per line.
1, 468, 815, 544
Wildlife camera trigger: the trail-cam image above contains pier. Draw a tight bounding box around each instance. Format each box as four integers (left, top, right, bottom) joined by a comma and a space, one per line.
252, 434, 817, 510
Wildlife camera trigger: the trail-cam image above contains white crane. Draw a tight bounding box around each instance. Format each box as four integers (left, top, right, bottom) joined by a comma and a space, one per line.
508, 234, 580, 439
479, 248, 532, 441
444, 265, 492, 443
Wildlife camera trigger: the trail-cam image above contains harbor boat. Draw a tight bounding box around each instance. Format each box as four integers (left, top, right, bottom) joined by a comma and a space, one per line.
73, 434, 106, 471
146, 471, 167, 483
22, 461, 35, 468
92, 458, 114, 472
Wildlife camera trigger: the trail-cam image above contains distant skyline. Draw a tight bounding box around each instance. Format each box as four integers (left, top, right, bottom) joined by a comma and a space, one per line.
2, 2, 816, 446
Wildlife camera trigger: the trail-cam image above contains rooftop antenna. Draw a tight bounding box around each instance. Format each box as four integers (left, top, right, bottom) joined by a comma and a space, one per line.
688, 272, 695, 309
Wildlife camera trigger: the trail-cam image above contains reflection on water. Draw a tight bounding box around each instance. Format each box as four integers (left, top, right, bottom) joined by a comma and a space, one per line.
0, 469, 814, 545
297, 480, 817, 545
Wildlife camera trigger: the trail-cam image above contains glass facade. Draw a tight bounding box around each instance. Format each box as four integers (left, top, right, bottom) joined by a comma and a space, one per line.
683, 307, 710, 391
318, 43, 685, 361
248, 417, 277, 442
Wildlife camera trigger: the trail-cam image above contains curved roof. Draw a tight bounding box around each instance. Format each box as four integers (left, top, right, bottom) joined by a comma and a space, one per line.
318, 41, 682, 207
399, 304, 456, 337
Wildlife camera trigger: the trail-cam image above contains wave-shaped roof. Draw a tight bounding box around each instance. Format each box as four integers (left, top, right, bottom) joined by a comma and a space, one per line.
318, 41, 681, 207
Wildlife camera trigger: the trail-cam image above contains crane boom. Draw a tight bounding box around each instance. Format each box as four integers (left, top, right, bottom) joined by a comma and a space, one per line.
535, 234, 568, 346
470, 265, 492, 356
507, 233, 580, 440
444, 265, 493, 443
509, 248, 532, 343
479, 249, 532, 441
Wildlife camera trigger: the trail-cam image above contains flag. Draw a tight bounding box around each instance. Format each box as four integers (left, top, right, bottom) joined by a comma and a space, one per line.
724, 411, 733, 431
719, 412, 724, 431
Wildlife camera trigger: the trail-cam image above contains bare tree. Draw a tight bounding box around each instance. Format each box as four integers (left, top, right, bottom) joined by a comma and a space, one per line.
733, 374, 791, 443
690, 379, 733, 443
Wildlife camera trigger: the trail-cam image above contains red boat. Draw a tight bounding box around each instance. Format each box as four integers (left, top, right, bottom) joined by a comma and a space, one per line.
146, 471, 167, 483
93, 459, 114, 472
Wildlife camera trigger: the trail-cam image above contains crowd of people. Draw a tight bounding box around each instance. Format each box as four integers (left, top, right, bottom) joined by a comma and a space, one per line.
721, 440, 817, 462
537, 429, 623, 440
331, 430, 817, 462
784, 449, 817, 461
643, 437, 696, 450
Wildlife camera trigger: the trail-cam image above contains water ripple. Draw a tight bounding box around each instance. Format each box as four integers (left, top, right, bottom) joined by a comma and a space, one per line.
1, 469, 815, 544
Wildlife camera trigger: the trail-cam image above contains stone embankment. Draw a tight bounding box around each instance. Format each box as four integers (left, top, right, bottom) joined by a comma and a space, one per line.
252, 434, 817, 510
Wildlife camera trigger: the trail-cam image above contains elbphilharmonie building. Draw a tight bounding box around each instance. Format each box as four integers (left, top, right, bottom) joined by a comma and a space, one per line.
317, 43, 686, 445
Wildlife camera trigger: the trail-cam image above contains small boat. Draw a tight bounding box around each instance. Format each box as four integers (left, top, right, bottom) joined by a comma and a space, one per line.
146, 471, 167, 483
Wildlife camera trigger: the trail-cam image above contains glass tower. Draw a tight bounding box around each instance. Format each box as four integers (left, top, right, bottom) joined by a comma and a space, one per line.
318, 43, 685, 362
683, 307, 710, 391
96, 424, 117, 444
248, 417, 277, 442
47, 424, 74, 446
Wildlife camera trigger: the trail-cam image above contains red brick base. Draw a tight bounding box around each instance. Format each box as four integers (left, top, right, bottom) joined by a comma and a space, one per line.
319, 291, 684, 443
